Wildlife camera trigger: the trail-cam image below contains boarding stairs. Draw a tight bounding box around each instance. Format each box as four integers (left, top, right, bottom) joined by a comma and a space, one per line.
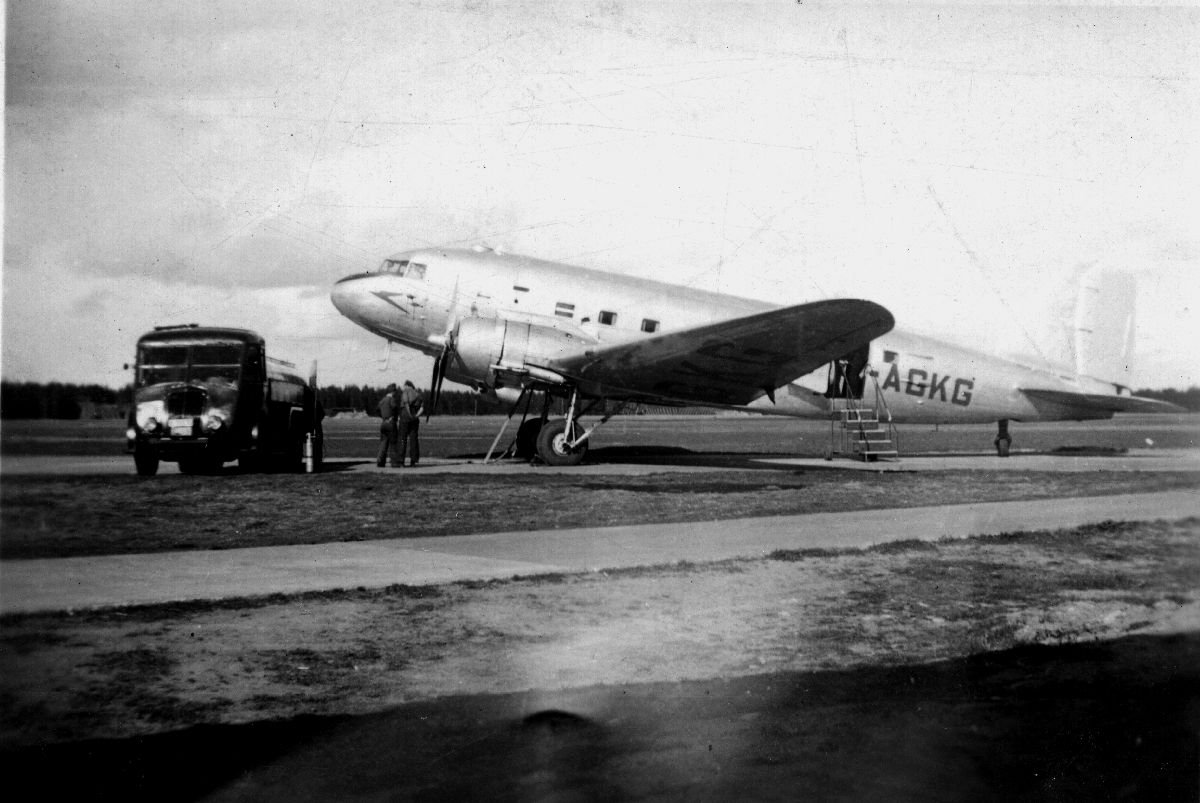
828, 365, 900, 462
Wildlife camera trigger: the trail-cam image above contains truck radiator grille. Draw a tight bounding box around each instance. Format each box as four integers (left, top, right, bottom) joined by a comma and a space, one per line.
165, 387, 206, 416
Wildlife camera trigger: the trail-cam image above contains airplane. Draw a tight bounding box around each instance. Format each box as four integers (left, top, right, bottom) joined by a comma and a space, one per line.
330, 246, 1176, 465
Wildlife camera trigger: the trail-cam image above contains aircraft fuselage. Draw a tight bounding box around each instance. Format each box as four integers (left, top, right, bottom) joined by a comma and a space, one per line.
331, 247, 1127, 425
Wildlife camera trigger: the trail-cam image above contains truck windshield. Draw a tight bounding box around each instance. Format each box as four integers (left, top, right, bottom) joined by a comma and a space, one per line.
138, 343, 244, 387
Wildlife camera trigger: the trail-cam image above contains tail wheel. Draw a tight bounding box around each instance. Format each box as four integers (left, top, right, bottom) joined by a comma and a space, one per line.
536, 418, 588, 466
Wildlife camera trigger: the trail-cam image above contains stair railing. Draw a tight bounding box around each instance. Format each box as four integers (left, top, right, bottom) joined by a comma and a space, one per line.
867, 368, 900, 455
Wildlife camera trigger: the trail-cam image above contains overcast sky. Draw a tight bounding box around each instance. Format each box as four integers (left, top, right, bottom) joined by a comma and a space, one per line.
4, 1, 1197, 390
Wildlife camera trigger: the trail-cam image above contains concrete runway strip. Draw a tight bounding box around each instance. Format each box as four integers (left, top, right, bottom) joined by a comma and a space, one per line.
3, 489, 1198, 615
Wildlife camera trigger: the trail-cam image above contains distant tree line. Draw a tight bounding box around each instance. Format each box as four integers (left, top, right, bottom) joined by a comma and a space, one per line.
316, 385, 517, 417
1, 382, 133, 419
0, 381, 528, 419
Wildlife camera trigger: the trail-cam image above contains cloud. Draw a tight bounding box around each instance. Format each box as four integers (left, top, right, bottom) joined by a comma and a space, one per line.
4, 2, 1197, 389
1, 259, 373, 386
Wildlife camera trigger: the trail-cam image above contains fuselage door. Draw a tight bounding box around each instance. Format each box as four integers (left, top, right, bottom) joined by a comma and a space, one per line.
824, 342, 871, 400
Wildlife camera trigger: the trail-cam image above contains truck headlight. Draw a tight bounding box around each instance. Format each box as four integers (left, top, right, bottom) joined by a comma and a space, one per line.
204, 414, 225, 433
136, 401, 165, 433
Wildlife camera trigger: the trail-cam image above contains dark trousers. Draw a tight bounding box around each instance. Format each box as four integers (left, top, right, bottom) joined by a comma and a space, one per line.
377, 421, 400, 467
398, 418, 420, 466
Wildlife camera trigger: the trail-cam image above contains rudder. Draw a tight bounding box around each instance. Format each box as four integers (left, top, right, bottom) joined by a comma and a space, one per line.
1074, 266, 1137, 388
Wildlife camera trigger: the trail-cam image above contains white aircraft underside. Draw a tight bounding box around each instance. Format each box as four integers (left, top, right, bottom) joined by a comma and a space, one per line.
330, 247, 1174, 464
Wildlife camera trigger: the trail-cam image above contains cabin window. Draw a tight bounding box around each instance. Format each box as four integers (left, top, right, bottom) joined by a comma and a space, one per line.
599, 310, 617, 326
555, 301, 575, 319
641, 318, 659, 333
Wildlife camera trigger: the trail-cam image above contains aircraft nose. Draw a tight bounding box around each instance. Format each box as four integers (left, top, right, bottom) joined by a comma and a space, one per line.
330, 272, 374, 321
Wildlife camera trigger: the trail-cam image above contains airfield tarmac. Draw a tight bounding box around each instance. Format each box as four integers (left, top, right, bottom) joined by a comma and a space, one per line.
2, 414, 1199, 800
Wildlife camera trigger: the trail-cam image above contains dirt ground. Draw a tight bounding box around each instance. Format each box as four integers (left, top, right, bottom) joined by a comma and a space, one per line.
2, 519, 1198, 800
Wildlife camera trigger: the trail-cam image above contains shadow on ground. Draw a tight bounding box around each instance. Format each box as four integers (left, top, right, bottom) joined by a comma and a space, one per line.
449, 446, 848, 471
5, 632, 1197, 802
451, 444, 1157, 471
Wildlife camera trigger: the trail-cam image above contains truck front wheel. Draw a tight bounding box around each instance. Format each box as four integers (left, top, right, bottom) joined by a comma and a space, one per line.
133, 444, 160, 476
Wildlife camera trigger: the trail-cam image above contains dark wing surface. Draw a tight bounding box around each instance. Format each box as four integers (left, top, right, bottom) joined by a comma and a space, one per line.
552, 299, 894, 406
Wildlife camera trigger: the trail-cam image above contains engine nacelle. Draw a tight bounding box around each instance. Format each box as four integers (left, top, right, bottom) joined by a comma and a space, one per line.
454, 316, 596, 385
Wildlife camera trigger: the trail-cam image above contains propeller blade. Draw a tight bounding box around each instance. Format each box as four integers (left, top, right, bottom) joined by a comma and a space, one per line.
427, 339, 452, 421
427, 355, 442, 421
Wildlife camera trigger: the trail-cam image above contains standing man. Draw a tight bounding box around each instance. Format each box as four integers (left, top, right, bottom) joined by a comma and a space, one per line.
397, 379, 424, 467
376, 383, 401, 468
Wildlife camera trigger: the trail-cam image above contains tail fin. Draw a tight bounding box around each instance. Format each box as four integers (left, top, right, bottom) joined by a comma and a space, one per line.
1074, 266, 1136, 387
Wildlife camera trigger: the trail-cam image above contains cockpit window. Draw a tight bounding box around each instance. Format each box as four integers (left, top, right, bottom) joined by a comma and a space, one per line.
379, 259, 427, 279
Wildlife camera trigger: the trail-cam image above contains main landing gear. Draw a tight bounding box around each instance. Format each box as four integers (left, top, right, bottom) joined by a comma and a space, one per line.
536, 418, 587, 466
484, 386, 624, 467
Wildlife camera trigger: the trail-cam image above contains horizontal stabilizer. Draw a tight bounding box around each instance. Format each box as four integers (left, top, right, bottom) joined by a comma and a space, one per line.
1019, 388, 1184, 415
557, 299, 894, 407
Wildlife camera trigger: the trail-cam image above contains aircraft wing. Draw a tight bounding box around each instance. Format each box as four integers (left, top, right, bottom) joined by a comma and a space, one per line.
554, 299, 894, 406
1019, 388, 1185, 415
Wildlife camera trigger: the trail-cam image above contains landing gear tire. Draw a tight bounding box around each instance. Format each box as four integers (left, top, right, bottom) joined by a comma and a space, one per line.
515, 419, 544, 460
994, 419, 1012, 457
133, 444, 159, 476
536, 418, 588, 467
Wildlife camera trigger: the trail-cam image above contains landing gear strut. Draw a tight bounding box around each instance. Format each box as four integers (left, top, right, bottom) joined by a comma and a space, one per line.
537, 388, 627, 466
484, 387, 553, 463
994, 419, 1012, 457
482, 385, 625, 466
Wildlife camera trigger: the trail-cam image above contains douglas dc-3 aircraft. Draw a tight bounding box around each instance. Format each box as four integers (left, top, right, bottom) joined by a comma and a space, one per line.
331, 246, 1174, 465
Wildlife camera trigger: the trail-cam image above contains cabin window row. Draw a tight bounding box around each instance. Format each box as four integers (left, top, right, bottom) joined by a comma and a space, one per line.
554, 304, 658, 333
512, 284, 659, 332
